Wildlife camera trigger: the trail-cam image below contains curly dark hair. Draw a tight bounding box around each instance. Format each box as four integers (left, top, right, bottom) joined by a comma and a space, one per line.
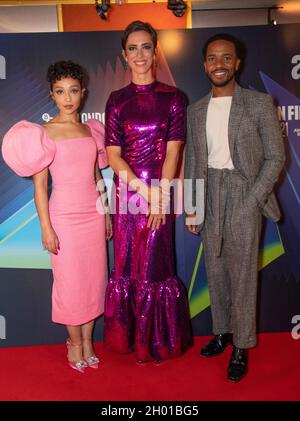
121, 21, 157, 50
47, 60, 87, 90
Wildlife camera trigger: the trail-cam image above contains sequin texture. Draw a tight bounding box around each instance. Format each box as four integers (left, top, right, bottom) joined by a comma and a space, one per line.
104, 81, 192, 362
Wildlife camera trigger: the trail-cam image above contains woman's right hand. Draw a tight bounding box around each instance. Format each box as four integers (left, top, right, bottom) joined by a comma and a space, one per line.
42, 226, 60, 255
130, 180, 169, 230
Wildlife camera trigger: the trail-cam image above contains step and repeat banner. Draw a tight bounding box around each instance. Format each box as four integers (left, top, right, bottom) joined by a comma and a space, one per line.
0, 24, 299, 346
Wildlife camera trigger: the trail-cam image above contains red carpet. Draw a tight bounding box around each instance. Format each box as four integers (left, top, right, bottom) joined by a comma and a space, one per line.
0, 333, 299, 401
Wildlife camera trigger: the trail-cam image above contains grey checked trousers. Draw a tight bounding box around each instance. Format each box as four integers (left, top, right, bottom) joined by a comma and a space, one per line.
202, 168, 262, 349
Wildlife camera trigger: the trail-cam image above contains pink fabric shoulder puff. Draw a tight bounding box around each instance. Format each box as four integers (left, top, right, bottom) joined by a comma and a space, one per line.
2, 120, 56, 177
86, 119, 108, 169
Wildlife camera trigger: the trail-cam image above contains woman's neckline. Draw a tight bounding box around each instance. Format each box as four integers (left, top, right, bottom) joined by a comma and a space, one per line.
129, 80, 157, 92
40, 122, 93, 143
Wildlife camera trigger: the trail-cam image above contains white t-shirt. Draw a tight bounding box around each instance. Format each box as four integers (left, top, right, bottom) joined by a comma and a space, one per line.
206, 96, 234, 169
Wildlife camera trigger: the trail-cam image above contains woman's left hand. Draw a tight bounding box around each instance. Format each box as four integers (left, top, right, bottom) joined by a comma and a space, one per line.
147, 213, 166, 230
105, 213, 113, 240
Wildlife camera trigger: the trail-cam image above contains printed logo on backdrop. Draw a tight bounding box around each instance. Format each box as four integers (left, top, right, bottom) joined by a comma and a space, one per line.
81, 112, 105, 124
0, 55, 6, 79
0, 315, 6, 340
291, 55, 300, 80
259, 71, 300, 141
42, 112, 105, 124
278, 104, 300, 137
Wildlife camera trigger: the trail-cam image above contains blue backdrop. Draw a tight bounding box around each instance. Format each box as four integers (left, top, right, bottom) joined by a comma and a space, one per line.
0, 24, 299, 346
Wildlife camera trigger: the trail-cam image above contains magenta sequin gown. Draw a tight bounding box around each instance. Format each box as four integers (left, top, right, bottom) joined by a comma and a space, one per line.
104, 81, 192, 362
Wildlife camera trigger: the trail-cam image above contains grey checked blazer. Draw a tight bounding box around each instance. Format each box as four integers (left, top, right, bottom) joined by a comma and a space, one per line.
185, 83, 285, 230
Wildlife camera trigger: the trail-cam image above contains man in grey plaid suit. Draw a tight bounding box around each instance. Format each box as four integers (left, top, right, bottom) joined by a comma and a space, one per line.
185, 33, 285, 382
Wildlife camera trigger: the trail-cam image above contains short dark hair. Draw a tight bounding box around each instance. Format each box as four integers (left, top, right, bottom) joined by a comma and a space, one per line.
47, 60, 86, 90
202, 33, 244, 60
121, 20, 157, 50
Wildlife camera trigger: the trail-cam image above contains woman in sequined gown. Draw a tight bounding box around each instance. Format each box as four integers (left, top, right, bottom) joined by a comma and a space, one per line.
104, 21, 192, 363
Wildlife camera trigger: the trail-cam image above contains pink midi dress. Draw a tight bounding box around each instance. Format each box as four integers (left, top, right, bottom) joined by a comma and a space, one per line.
2, 119, 108, 325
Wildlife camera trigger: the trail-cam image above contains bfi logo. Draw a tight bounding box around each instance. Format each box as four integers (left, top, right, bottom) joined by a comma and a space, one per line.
0, 315, 6, 339
0, 55, 6, 80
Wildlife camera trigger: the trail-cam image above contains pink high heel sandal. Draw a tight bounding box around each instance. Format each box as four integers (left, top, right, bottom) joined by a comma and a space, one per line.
82, 338, 100, 369
85, 355, 100, 369
66, 338, 87, 373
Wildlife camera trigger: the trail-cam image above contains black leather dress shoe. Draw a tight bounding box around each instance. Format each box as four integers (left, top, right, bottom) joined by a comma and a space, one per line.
136, 359, 164, 366
153, 359, 164, 366
227, 346, 248, 382
200, 334, 231, 357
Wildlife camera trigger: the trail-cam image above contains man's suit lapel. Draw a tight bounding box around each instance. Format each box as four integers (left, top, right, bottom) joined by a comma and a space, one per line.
192, 93, 210, 159
228, 83, 244, 160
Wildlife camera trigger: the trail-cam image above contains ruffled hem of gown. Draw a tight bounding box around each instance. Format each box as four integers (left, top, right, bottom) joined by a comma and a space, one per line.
104, 272, 193, 361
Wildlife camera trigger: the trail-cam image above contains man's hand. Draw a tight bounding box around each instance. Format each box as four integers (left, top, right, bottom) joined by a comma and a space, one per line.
185, 213, 200, 235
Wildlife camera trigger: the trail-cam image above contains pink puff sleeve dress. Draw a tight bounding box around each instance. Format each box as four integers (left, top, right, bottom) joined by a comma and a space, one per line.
2, 119, 108, 325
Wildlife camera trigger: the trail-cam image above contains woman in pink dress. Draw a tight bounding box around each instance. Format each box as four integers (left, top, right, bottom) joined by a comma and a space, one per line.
2, 61, 112, 373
